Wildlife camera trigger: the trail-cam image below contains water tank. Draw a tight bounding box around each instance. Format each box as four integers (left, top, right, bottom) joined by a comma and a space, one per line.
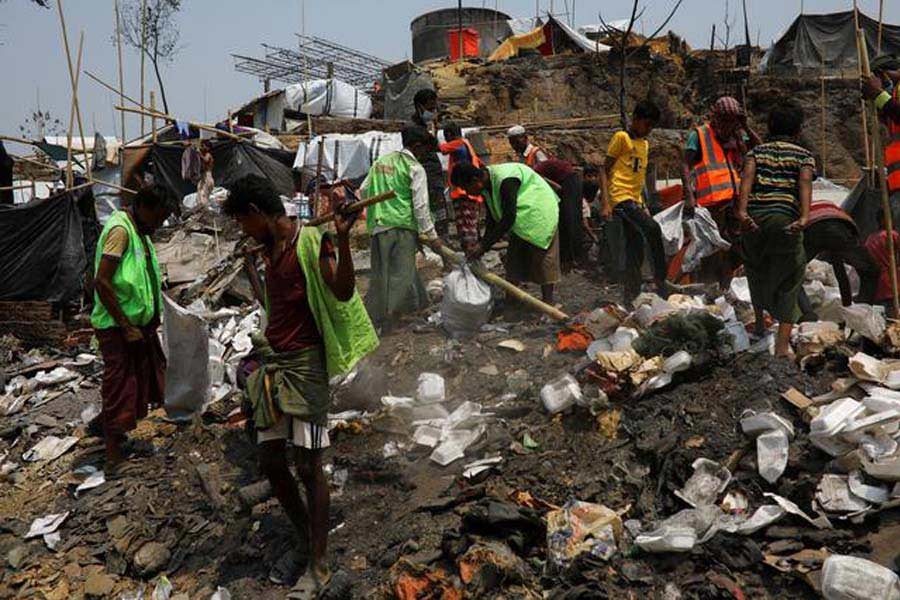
411, 6, 512, 63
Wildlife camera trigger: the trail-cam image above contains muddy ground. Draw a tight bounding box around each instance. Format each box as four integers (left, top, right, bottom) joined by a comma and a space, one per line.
1, 262, 897, 599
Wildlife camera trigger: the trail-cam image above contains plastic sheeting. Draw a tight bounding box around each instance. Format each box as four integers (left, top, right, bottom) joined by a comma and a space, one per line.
283, 79, 372, 120
760, 11, 900, 75
655, 202, 731, 274
0, 190, 87, 302
123, 141, 295, 209
293, 132, 402, 182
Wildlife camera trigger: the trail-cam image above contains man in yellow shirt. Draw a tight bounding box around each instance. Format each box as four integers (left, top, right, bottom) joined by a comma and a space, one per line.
599, 101, 670, 306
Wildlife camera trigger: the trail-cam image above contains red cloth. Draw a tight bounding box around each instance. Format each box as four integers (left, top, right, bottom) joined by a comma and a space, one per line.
807, 202, 856, 231
556, 324, 593, 352
454, 197, 480, 247
533, 158, 575, 185
96, 323, 166, 438
264, 231, 328, 352
865, 230, 900, 302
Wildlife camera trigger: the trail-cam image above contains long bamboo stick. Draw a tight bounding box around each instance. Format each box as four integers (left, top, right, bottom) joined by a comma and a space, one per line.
56, 1, 91, 179
114, 105, 246, 142
857, 30, 900, 317
820, 75, 827, 179
114, 0, 126, 144
85, 70, 145, 111
241, 190, 397, 257
140, 0, 146, 137
65, 33, 84, 188
0, 134, 36, 146
479, 113, 620, 132
853, 1, 873, 183
425, 237, 570, 321
150, 91, 157, 143
877, 0, 884, 53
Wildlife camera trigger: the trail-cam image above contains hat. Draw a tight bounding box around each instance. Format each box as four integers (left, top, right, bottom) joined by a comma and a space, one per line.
507, 125, 526, 137
712, 96, 744, 117
871, 54, 900, 73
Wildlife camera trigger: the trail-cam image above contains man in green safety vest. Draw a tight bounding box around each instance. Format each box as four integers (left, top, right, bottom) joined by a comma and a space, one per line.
451, 161, 561, 304
223, 175, 377, 598
361, 125, 445, 330
90, 184, 173, 470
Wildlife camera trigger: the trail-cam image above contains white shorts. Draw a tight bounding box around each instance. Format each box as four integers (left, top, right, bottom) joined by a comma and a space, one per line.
256, 416, 330, 450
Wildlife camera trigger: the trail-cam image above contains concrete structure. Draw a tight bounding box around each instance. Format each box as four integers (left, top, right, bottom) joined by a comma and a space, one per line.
411, 6, 512, 63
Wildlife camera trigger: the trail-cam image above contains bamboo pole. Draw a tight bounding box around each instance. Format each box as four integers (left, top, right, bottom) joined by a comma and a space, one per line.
56, 1, 91, 180
853, 1, 873, 184
114, 105, 245, 142
241, 190, 398, 257
150, 91, 157, 143
857, 30, 900, 316
0, 134, 37, 146
85, 70, 145, 111
64, 33, 84, 188
140, 0, 146, 137
313, 136, 324, 216
89, 177, 136, 195
479, 113, 620, 132
820, 75, 827, 179
114, 0, 126, 144
425, 237, 570, 321
877, 0, 884, 53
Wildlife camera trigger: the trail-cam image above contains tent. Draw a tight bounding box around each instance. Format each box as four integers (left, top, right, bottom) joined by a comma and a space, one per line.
489, 14, 610, 62
760, 10, 900, 75
234, 79, 373, 132
0, 188, 96, 303
123, 140, 296, 208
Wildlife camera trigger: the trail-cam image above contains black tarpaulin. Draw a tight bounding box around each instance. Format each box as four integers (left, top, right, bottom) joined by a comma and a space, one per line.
761, 10, 900, 75
0, 191, 87, 303
124, 141, 296, 208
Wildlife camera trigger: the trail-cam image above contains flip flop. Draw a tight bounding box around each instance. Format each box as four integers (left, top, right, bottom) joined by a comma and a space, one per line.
268, 547, 307, 586
286, 569, 331, 600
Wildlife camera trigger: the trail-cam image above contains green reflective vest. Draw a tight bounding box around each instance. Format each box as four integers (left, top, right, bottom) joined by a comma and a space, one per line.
90, 210, 162, 330
486, 163, 559, 250
365, 151, 418, 233
295, 225, 379, 378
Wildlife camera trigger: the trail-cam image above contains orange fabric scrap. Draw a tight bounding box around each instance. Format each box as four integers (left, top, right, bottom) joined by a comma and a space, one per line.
556, 324, 594, 353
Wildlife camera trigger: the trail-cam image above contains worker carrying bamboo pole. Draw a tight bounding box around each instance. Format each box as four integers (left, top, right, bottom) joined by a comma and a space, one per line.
451, 160, 561, 306
360, 125, 445, 332
861, 54, 900, 224
221, 174, 377, 597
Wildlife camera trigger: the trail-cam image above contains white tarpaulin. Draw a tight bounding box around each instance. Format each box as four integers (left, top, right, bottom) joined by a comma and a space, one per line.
284, 79, 372, 119
293, 131, 402, 182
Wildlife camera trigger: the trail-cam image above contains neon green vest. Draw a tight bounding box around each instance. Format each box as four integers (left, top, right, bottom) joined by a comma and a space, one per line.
90, 210, 162, 329
365, 151, 417, 233
295, 226, 379, 378
486, 163, 559, 250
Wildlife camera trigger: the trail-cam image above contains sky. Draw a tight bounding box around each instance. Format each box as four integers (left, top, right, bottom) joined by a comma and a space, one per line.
1, 0, 898, 153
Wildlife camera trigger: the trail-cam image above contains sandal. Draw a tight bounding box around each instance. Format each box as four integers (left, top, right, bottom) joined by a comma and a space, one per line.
287, 568, 331, 600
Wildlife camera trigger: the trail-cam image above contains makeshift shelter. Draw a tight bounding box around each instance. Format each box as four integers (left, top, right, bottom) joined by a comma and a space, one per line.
489, 15, 610, 62
760, 10, 900, 75
0, 188, 95, 303
234, 79, 373, 133
123, 140, 296, 208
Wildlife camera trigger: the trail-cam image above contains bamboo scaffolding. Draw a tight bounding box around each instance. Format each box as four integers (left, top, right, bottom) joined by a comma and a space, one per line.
857, 29, 900, 316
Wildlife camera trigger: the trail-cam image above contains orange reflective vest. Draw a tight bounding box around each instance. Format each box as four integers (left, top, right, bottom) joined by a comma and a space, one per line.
524, 145, 547, 168
692, 123, 741, 207
886, 86, 900, 194
443, 138, 484, 201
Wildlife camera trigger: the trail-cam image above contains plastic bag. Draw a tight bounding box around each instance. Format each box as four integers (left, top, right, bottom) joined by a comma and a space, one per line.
440, 265, 492, 339
162, 294, 210, 420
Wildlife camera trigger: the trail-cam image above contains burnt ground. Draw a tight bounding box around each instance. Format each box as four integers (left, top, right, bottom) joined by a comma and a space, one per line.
0, 267, 898, 599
